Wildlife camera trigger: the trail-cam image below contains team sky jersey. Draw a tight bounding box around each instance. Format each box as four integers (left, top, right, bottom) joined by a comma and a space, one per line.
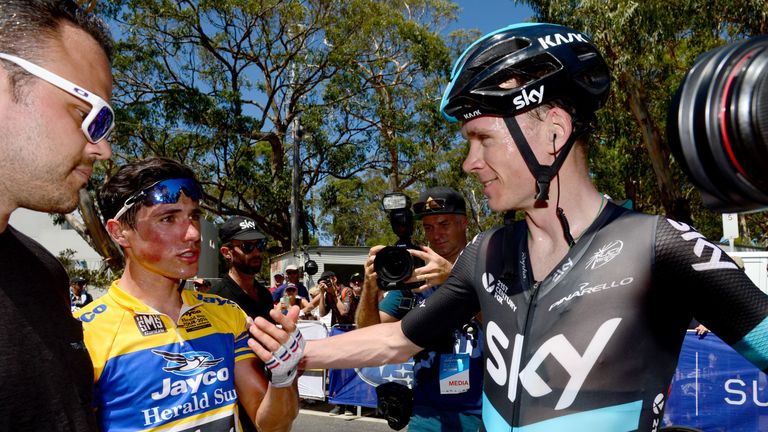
400, 202, 768, 431
380, 289, 484, 415
75, 282, 256, 432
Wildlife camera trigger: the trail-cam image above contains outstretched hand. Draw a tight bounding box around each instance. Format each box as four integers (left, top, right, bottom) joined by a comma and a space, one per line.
248, 306, 304, 388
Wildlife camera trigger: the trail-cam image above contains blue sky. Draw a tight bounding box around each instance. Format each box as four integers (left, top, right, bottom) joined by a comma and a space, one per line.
450, 0, 534, 35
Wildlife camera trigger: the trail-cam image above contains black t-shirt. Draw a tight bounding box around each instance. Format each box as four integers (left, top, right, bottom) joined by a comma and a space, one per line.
401, 202, 768, 431
0, 226, 98, 431
208, 273, 274, 321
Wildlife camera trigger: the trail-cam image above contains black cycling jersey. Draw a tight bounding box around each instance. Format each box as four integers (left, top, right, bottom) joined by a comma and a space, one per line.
400, 202, 768, 431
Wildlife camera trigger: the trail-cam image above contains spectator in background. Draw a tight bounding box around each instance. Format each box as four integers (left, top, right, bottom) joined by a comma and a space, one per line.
317, 270, 353, 326
70, 276, 93, 311
272, 264, 309, 301
0, 2, 114, 429
210, 216, 274, 321
270, 271, 285, 293
209, 216, 277, 432
345, 273, 364, 323
274, 283, 314, 318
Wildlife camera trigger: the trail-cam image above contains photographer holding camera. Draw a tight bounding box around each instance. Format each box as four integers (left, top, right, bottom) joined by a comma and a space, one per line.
256, 23, 768, 431
356, 187, 483, 431
317, 270, 354, 326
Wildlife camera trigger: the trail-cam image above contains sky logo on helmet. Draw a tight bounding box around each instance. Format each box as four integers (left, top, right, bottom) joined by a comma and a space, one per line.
537, 32, 588, 49
513, 85, 544, 111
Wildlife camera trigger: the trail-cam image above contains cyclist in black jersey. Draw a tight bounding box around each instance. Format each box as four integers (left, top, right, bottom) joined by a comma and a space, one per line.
252, 23, 768, 431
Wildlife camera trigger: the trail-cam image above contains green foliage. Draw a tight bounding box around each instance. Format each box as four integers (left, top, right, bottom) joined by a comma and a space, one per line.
99, 0, 470, 253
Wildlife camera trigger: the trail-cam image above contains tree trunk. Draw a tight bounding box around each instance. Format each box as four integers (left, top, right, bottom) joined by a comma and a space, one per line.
66, 189, 124, 272
624, 75, 692, 224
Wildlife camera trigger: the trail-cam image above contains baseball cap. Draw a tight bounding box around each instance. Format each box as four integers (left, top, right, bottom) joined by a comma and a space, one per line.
285, 264, 299, 272
274, 271, 284, 277
70, 276, 86, 284
219, 216, 266, 244
350, 272, 363, 282
413, 187, 467, 219
319, 270, 335, 281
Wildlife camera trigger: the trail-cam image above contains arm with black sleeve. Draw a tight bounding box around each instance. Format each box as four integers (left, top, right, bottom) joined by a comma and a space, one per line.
399, 234, 483, 350
301, 239, 482, 370
654, 218, 768, 370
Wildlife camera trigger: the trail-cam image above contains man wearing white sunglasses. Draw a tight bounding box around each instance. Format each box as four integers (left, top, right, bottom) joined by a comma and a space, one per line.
0, 1, 114, 430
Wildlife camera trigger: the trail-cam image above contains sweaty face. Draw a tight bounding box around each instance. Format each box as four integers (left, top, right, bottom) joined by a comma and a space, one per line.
461, 115, 546, 212
0, 23, 112, 215
122, 195, 202, 281
421, 213, 468, 263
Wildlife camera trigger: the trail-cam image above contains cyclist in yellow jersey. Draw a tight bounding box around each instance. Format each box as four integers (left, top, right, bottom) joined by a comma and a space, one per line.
76, 157, 302, 431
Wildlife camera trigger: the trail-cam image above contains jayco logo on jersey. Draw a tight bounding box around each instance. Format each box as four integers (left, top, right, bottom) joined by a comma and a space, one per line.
482, 273, 517, 311
486, 317, 621, 410
239, 219, 256, 230
537, 32, 588, 49
152, 349, 224, 377
586, 240, 624, 270
513, 85, 544, 110
667, 219, 738, 271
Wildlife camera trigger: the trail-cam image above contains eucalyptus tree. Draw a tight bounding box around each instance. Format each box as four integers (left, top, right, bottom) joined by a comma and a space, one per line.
86, 0, 465, 257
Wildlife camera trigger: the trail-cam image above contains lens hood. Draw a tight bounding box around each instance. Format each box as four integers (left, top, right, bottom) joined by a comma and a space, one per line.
669, 35, 768, 212
374, 246, 415, 287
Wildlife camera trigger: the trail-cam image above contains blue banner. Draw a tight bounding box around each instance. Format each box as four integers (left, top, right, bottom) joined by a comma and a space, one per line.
664, 332, 768, 431
327, 326, 413, 408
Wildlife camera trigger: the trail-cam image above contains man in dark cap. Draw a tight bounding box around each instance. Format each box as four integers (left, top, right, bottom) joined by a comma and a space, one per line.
210, 216, 274, 322
355, 186, 483, 431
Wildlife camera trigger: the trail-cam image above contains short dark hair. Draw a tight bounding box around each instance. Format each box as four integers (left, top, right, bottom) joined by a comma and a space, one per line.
98, 157, 197, 227
0, 1, 113, 99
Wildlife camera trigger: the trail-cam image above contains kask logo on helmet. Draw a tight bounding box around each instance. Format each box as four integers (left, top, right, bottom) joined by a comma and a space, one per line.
537, 32, 589, 49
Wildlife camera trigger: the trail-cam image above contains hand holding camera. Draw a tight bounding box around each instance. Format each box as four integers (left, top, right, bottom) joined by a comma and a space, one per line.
406, 245, 453, 291
374, 193, 425, 290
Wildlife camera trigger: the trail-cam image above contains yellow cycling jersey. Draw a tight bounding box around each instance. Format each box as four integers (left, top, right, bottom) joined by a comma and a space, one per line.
75, 282, 255, 431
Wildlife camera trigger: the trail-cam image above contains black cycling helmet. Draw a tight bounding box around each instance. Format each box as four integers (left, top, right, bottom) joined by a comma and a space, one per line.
440, 23, 610, 123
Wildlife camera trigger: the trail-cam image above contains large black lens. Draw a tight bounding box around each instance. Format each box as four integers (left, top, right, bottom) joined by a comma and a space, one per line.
668, 35, 768, 213
374, 246, 414, 286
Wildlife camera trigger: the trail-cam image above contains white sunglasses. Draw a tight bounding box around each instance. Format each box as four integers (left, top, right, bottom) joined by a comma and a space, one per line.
0, 52, 115, 143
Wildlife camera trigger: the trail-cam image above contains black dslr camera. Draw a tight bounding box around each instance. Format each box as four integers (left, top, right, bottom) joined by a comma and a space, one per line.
374, 193, 425, 291
668, 35, 768, 213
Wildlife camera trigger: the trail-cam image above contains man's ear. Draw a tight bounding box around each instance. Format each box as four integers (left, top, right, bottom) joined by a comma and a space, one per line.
105, 219, 131, 247
220, 245, 232, 261
546, 106, 573, 153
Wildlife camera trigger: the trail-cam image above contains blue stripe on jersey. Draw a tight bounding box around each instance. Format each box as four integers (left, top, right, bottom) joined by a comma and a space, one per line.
482, 393, 642, 431
97, 333, 237, 430
732, 316, 768, 371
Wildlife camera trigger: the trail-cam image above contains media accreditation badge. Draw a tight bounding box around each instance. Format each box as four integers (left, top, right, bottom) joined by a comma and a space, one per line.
439, 353, 471, 394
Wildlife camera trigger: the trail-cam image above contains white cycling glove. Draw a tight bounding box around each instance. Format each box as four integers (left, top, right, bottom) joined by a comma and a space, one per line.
264, 328, 305, 388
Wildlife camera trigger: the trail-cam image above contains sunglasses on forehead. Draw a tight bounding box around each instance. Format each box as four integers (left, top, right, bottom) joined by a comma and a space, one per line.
233, 239, 267, 254
413, 198, 448, 214
0, 53, 115, 143
113, 178, 203, 221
